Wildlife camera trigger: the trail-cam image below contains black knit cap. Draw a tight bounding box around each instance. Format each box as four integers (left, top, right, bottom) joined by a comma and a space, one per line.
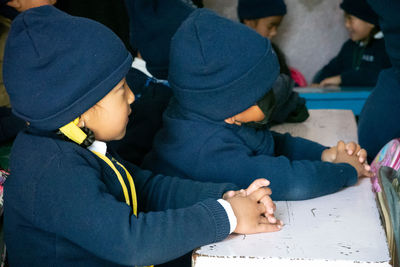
238, 0, 287, 21
340, 0, 379, 25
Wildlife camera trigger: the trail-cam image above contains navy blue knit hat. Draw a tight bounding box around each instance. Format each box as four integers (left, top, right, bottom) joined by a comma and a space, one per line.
169, 9, 279, 121
340, 0, 378, 25
3, 5, 132, 131
125, 0, 194, 79
238, 0, 287, 20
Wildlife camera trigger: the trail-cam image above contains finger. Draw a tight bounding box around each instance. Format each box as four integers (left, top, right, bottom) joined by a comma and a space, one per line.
246, 178, 270, 195
337, 140, 346, 152
361, 168, 374, 178
266, 214, 277, 224
255, 220, 283, 233
222, 190, 236, 200
249, 187, 271, 202
345, 142, 357, 155
256, 203, 267, 215
364, 163, 371, 171
259, 216, 269, 224
258, 215, 278, 224
358, 149, 368, 163
259, 195, 275, 214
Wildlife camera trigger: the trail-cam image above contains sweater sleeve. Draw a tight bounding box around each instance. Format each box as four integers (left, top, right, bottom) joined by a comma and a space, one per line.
313, 42, 347, 83
197, 135, 357, 201
271, 131, 327, 161
125, 162, 238, 211
33, 154, 231, 266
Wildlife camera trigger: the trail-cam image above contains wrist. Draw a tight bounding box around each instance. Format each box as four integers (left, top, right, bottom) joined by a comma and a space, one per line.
217, 199, 237, 234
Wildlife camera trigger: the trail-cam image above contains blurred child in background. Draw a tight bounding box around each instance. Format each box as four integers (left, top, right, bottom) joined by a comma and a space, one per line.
313, 0, 391, 87
237, 0, 309, 126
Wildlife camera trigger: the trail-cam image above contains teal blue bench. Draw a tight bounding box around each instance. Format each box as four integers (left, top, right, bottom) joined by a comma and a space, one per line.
295, 86, 373, 116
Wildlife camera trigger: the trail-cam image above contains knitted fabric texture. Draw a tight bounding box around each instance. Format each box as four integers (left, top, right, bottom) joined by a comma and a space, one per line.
3, 5, 132, 130
169, 8, 279, 121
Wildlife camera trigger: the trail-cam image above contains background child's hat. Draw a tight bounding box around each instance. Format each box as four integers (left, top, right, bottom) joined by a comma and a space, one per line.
125, 0, 194, 79
238, 0, 287, 21
169, 8, 279, 121
340, 0, 378, 25
3, 5, 132, 131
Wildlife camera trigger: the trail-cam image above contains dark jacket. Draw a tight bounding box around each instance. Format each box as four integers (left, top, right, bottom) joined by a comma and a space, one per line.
4, 130, 235, 266
110, 68, 172, 165
313, 37, 391, 86
358, 68, 400, 162
142, 101, 357, 201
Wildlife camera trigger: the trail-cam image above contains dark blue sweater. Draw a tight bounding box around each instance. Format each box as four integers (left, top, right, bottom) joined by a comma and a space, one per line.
313, 37, 391, 86
358, 68, 400, 162
142, 101, 357, 201
4, 130, 236, 266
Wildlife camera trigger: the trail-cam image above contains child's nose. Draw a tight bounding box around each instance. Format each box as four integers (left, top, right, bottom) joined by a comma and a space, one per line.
126, 86, 135, 104
269, 28, 277, 39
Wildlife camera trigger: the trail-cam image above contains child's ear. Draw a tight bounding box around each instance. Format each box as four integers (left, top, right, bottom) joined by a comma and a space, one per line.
243, 19, 257, 29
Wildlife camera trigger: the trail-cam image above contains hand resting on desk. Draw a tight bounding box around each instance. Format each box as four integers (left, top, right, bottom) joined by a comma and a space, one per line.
322, 140, 373, 178
223, 179, 283, 234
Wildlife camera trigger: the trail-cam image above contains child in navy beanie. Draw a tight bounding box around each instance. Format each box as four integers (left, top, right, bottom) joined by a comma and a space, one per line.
142, 8, 372, 201
238, 0, 286, 39
237, 0, 309, 126
313, 0, 391, 87
2, 5, 282, 267
358, 0, 400, 162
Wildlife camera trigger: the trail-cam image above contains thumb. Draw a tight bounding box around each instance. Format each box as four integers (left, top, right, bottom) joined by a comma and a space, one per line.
246, 178, 270, 195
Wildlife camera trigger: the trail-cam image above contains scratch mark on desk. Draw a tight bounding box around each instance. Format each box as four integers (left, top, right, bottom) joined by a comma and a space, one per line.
311, 208, 317, 217
285, 201, 292, 224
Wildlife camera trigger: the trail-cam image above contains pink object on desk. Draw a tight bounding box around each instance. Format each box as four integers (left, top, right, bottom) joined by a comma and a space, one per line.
290, 67, 307, 87
370, 138, 400, 192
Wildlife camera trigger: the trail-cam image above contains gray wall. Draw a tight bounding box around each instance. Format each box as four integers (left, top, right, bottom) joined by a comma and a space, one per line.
203, 0, 349, 84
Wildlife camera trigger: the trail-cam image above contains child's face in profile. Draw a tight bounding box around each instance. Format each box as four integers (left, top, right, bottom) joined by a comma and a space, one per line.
244, 16, 283, 40
344, 13, 374, 42
224, 105, 265, 126
80, 78, 135, 141
6, 0, 56, 12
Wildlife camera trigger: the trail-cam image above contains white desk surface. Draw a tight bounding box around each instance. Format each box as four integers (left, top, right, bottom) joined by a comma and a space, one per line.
192, 109, 390, 267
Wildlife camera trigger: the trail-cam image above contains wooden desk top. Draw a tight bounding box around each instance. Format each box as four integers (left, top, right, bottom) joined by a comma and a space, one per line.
193, 110, 390, 267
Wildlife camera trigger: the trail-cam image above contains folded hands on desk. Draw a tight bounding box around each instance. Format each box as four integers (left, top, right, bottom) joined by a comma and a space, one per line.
223, 178, 283, 234
321, 140, 373, 178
